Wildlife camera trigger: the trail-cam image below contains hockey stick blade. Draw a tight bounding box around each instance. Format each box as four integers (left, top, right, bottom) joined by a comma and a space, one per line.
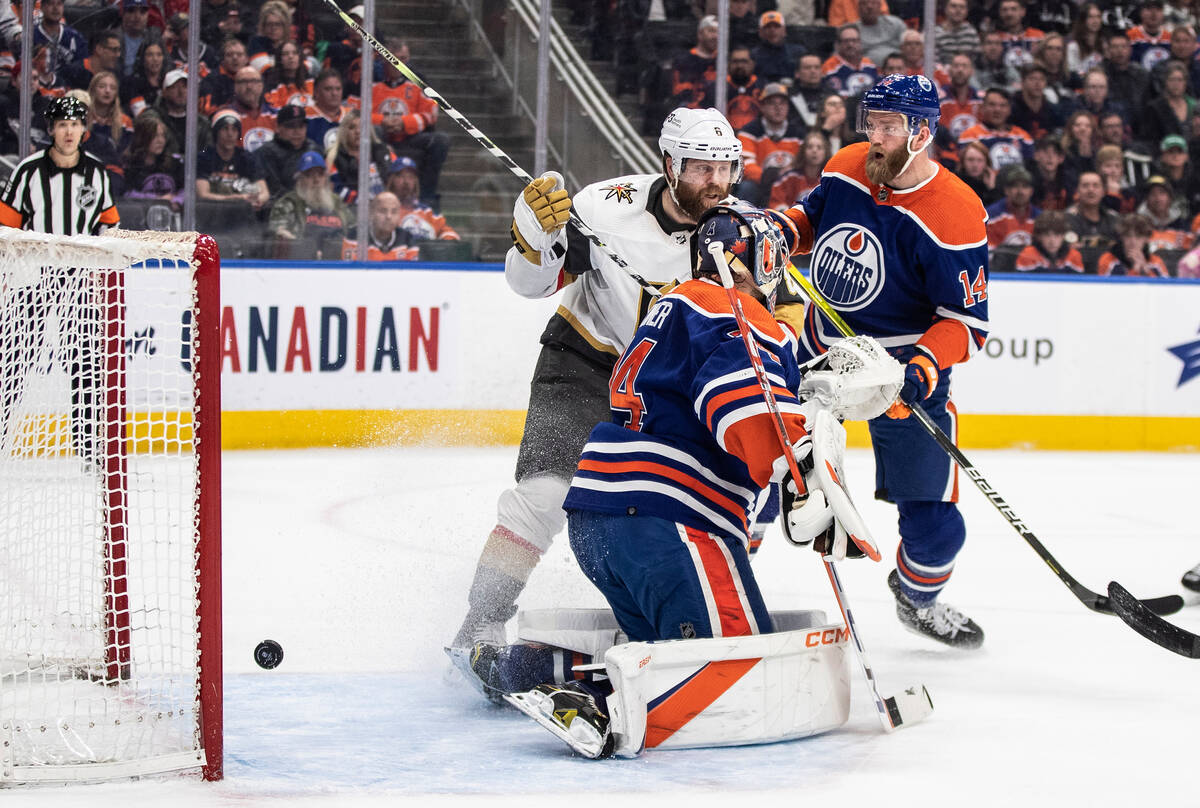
883, 685, 934, 730
1106, 582, 1200, 659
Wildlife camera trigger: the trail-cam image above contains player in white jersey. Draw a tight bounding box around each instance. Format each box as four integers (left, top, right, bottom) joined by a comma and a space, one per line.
448, 108, 753, 656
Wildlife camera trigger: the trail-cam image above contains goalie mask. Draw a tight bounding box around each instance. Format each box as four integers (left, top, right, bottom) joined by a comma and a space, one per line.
691, 204, 787, 311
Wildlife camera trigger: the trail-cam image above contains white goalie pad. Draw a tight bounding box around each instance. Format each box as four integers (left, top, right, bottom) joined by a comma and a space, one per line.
517, 608, 627, 659
810, 408, 879, 561
603, 610, 850, 758
799, 335, 903, 421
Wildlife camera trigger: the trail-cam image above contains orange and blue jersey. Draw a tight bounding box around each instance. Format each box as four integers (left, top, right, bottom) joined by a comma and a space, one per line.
782, 141, 990, 371
957, 122, 1034, 170
821, 54, 877, 98
1127, 25, 1172, 70
1014, 243, 1084, 273
563, 278, 807, 543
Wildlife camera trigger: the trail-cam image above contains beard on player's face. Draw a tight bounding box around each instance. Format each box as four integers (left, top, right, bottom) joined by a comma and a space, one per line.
864, 139, 911, 185
674, 175, 730, 221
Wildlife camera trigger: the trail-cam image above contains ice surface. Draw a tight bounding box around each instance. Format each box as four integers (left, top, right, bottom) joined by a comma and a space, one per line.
4, 445, 1197, 807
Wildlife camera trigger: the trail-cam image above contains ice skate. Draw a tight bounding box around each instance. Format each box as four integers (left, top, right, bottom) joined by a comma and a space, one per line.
888, 570, 984, 650
1183, 563, 1200, 593
505, 681, 614, 759
444, 641, 508, 705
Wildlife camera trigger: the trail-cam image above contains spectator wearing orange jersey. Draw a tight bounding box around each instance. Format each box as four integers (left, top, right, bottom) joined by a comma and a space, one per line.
1097, 213, 1170, 276
1011, 211, 1084, 273
372, 37, 448, 211
700, 46, 763, 131
384, 157, 460, 242
262, 40, 313, 110
826, 0, 890, 26
341, 191, 418, 262
986, 164, 1040, 247
214, 65, 278, 153
735, 82, 802, 206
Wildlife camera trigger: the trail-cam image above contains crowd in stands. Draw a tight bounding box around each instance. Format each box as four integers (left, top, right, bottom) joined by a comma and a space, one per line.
0, 0, 460, 260
596, 0, 1200, 276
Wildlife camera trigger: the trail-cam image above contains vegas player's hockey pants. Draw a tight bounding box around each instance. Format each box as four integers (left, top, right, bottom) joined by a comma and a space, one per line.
568, 509, 774, 643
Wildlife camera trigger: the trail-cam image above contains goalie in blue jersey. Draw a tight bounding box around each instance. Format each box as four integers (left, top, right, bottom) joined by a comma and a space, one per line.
473, 205, 906, 759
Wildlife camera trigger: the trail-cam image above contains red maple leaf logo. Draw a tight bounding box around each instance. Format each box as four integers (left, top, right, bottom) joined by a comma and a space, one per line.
730, 238, 748, 255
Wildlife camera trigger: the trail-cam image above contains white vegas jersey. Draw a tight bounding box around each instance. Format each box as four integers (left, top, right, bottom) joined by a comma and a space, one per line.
506, 173, 714, 362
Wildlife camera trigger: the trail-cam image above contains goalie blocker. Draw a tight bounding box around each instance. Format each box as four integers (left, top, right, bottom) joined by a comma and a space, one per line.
506, 608, 851, 758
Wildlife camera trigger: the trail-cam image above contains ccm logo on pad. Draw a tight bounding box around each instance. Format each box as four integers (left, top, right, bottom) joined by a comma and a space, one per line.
805, 627, 850, 647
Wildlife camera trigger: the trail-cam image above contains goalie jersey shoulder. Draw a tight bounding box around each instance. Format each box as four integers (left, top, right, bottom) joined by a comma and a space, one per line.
563, 279, 805, 540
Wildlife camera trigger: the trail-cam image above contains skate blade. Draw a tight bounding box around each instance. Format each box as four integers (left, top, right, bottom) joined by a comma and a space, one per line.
443, 646, 507, 705
883, 685, 934, 731
504, 690, 606, 758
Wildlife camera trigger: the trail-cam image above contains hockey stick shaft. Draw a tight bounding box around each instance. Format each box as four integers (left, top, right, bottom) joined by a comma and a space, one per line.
320, 0, 662, 297
785, 263, 1184, 618
708, 244, 927, 732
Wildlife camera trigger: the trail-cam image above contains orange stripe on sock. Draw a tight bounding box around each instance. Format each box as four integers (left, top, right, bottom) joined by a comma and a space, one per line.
896, 550, 953, 585
645, 658, 761, 748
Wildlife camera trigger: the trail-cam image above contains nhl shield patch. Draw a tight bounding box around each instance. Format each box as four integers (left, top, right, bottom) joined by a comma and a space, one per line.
75, 185, 98, 208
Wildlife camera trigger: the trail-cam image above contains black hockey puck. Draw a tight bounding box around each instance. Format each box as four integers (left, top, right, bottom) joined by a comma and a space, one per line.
254, 639, 284, 670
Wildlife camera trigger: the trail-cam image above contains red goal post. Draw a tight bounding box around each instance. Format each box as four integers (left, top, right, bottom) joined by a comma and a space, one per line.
0, 228, 221, 783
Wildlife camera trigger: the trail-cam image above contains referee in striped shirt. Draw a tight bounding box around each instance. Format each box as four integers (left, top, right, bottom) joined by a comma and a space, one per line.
0, 96, 119, 465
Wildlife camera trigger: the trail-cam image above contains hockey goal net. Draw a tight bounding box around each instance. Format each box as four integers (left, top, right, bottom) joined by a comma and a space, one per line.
0, 228, 221, 784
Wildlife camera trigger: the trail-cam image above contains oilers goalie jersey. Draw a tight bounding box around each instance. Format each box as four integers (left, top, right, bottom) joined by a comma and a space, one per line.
562, 278, 808, 542
782, 142, 990, 373
505, 173, 711, 365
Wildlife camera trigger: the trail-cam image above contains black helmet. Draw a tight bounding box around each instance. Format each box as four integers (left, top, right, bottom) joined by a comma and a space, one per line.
45, 96, 89, 124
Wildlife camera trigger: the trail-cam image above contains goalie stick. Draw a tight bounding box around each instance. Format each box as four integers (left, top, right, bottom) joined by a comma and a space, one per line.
708, 243, 932, 733
318, 0, 662, 299
1107, 582, 1200, 659
784, 263, 1184, 619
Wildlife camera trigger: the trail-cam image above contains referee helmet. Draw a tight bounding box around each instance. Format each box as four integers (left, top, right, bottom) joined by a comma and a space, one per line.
45, 96, 88, 124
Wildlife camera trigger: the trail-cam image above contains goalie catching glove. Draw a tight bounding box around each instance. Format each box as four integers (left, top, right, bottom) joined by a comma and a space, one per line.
778, 408, 880, 562
512, 171, 572, 264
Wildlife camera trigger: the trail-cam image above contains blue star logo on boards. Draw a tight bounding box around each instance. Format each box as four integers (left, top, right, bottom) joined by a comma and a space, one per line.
1167, 326, 1200, 388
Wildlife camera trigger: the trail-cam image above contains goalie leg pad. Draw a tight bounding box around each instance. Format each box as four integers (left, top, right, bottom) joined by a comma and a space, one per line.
603, 614, 850, 758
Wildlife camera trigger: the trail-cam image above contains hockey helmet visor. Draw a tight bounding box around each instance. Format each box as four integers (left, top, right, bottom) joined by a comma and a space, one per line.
692, 204, 787, 311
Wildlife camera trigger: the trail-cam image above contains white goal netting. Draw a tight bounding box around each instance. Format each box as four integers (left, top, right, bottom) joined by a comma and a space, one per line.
0, 228, 221, 784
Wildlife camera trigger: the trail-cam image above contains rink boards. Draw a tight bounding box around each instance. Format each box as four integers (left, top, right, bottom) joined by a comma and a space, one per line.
203, 262, 1200, 452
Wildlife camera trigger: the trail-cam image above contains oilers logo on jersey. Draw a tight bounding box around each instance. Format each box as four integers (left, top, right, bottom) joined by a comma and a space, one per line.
810, 224, 885, 311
